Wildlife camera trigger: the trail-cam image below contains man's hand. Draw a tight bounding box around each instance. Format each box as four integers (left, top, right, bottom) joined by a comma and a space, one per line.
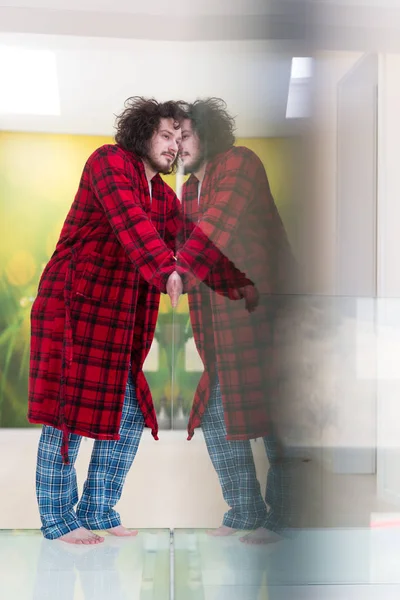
232, 285, 260, 312
166, 271, 183, 308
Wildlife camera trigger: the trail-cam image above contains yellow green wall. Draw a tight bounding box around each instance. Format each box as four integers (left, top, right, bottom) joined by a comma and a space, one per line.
0, 131, 294, 277
0, 131, 295, 425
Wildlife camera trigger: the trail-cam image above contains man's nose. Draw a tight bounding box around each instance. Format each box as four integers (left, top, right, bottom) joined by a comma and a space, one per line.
169, 138, 179, 153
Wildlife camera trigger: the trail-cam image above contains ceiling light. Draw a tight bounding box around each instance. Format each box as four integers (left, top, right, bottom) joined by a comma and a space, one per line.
0, 45, 60, 116
290, 57, 313, 80
286, 57, 313, 119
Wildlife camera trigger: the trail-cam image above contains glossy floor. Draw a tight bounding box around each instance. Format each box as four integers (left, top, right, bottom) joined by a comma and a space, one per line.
175, 527, 400, 600
0, 529, 170, 600
2, 528, 400, 599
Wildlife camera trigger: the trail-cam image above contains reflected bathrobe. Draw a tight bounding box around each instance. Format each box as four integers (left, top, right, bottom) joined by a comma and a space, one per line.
177, 146, 295, 441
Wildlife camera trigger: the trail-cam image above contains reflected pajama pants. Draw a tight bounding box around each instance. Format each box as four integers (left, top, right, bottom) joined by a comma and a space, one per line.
201, 377, 292, 532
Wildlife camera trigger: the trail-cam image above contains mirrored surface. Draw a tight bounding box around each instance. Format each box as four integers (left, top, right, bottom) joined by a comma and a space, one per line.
0, 529, 170, 600
174, 527, 400, 599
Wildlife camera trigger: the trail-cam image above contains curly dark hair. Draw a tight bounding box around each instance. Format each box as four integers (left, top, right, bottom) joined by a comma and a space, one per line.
114, 96, 185, 160
183, 98, 236, 159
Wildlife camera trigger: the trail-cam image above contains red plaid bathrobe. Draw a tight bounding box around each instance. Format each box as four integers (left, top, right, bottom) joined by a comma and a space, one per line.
177, 146, 294, 441
28, 144, 181, 463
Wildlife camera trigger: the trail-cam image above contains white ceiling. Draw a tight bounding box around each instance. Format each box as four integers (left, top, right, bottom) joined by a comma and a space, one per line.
0, 1, 307, 42
1, 0, 272, 16
1, 0, 398, 138
0, 33, 299, 137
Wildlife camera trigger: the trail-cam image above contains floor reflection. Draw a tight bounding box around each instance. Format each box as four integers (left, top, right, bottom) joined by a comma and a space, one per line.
0, 529, 170, 600
174, 527, 400, 600
2, 527, 400, 599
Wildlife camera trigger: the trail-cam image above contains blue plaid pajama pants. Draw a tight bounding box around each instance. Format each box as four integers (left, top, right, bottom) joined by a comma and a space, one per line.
36, 370, 144, 539
201, 377, 292, 532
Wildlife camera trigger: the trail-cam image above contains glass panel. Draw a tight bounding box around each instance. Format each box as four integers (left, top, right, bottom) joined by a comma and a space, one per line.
174, 527, 400, 597
0, 529, 171, 599
2, 23, 400, 600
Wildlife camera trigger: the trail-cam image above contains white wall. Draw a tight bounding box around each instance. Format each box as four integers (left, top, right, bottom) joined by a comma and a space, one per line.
306, 51, 363, 295
376, 54, 400, 505
302, 51, 381, 474
312, 51, 400, 483
377, 54, 400, 299
0, 429, 268, 530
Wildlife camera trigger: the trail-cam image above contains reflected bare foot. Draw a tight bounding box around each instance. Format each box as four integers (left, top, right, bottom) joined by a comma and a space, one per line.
58, 527, 104, 545
206, 525, 238, 537
239, 527, 283, 545
106, 526, 138, 537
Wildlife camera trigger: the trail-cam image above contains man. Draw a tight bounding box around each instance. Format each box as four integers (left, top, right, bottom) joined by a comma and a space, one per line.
28, 97, 185, 545
176, 98, 296, 544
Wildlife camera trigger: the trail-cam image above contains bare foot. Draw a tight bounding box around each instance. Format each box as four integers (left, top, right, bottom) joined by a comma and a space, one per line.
106, 525, 138, 537
239, 527, 282, 545
206, 525, 238, 537
58, 527, 104, 545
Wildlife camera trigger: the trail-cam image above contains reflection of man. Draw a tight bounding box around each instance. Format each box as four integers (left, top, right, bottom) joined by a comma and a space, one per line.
28, 97, 184, 544
32, 538, 125, 599
176, 98, 295, 544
